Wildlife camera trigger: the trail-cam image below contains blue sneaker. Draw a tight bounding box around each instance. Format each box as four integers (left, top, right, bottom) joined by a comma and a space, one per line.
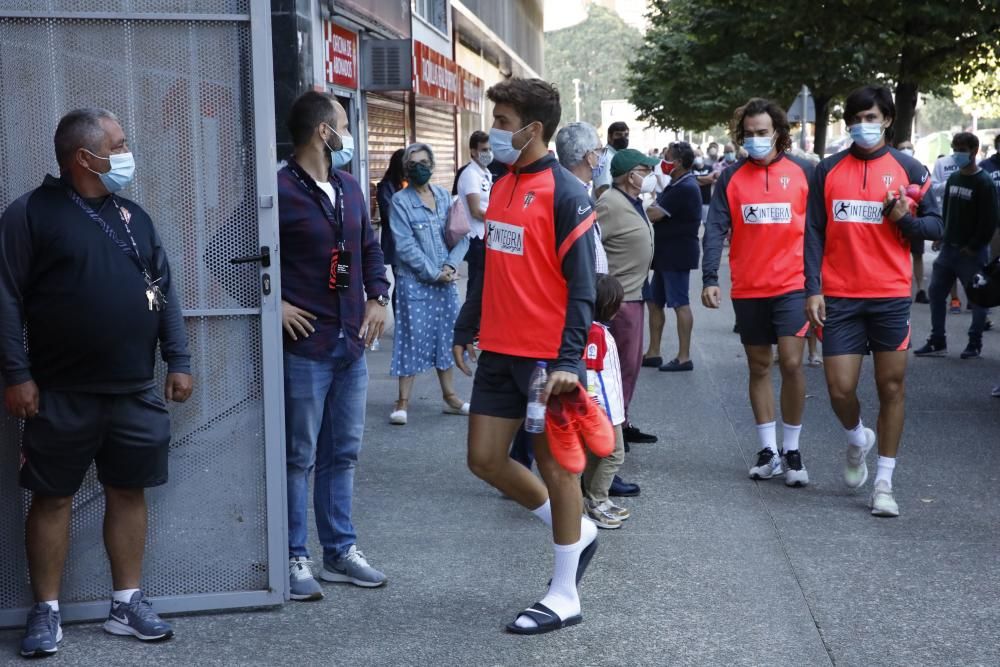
320, 545, 387, 588
289, 557, 323, 601
103, 591, 173, 641
20, 603, 62, 657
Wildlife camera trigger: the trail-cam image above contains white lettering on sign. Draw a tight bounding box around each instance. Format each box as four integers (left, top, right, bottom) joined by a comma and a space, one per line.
831, 199, 883, 224
486, 220, 524, 255
741, 203, 792, 224
422, 58, 458, 93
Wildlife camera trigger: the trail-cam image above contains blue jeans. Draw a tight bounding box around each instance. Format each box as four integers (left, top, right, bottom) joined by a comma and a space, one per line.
284, 338, 368, 560
929, 243, 990, 344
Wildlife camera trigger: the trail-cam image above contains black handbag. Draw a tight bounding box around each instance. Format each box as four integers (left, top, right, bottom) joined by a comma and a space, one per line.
967, 255, 1000, 308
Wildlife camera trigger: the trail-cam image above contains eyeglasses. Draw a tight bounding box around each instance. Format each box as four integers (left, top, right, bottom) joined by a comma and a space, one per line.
405, 160, 432, 169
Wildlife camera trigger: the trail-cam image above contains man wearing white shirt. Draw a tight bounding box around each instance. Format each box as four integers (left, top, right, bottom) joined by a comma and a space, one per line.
457, 130, 493, 297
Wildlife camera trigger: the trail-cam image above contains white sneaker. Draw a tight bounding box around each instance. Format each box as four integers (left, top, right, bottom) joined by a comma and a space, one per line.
844, 428, 875, 488
749, 448, 783, 480
869, 480, 899, 517
389, 409, 407, 425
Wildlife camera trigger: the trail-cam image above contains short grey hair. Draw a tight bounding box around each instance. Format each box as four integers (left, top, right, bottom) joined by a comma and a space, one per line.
555, 122, 600, 169
403, 142, 435, 169
54, 108, 120, 169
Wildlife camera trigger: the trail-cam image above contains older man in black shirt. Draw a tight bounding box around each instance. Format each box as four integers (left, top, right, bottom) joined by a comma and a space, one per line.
0, 108, 192, 658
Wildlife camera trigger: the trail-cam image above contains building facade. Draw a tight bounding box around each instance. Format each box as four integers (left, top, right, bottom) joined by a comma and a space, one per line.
271, 0, 544, 215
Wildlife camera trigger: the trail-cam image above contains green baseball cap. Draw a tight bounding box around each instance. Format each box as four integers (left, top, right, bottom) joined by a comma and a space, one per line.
610, 148, 660, 177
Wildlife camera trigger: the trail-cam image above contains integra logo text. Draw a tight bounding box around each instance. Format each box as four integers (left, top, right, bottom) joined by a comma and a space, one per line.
832, 199, 883, 224
741, 203, 792, 224
486, 220, 524, 255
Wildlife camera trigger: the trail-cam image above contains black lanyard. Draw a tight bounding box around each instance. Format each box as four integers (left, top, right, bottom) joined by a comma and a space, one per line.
287, 160, 345, 241
66, 188, 151, 277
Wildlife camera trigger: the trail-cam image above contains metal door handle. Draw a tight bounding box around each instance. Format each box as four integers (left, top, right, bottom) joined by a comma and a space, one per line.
230, 246, 271, 268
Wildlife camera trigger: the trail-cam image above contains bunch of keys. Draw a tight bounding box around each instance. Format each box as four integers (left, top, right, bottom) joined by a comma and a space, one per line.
144, 274, 165, 312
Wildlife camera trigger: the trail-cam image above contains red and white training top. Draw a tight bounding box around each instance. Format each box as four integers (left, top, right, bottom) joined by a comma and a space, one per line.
702, 153, 814, 299
805, 144, 943, 299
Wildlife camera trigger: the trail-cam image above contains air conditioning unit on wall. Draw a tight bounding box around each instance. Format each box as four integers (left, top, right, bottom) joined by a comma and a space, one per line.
361, 38, 412, 92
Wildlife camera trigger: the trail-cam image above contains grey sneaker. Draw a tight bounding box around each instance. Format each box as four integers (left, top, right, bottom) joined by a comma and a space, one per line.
584, 500, 622, 530
869, 480, 900, 517
20, 602, 62, 657
320, 545, 387, 588
103, 591, 173, 641
605, 500, 631, 521
844, 428, 876, 488
288, 557, 323, 601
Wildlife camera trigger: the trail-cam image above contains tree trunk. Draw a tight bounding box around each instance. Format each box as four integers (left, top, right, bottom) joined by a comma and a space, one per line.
893, 81, 919, 144
812, 94, 831, 157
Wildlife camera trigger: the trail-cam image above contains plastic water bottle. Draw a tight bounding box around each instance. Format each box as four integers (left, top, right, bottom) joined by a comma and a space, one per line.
525, 361, 548, 433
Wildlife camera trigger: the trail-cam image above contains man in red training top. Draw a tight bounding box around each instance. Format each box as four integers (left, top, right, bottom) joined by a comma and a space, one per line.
805, 85, 943, 518
452, 78, 598, 634
702, 98, 813, 487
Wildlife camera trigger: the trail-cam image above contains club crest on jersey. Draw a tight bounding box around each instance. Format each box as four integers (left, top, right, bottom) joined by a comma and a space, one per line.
882, 174, 894, 188
523, 191, 535, 209
586, 343, 599, 360
780, 176, 790, 190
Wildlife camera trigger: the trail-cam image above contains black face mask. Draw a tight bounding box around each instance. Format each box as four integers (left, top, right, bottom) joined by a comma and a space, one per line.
611, 137, 629, 151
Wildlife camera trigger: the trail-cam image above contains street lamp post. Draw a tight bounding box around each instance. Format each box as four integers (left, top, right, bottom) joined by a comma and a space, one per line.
572, 78, 581, 122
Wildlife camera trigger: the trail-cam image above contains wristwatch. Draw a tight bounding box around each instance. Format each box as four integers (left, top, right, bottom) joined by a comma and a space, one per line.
373, 294, 390, 307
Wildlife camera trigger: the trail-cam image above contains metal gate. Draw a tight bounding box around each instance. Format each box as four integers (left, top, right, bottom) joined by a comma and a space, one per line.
0, 0, 286, 627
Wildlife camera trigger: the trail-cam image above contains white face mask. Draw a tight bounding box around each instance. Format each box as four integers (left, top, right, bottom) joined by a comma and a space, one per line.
632, 170, 657, 194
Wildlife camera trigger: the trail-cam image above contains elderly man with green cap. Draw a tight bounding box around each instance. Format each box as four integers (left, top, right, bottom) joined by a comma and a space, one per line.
595, 148, 660, 458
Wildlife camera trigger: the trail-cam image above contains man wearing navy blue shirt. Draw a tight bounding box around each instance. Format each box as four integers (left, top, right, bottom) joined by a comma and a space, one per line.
645, 141, 703, 372
278, 91, 390, 601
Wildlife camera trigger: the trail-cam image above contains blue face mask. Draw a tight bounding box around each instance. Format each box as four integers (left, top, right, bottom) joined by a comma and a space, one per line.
489, 124, 532, 165
951, 151, 972, 169
849, 122, 884, 149
743, 136, 774, 160
85, 150, 135, 193
324, 124, 354, 169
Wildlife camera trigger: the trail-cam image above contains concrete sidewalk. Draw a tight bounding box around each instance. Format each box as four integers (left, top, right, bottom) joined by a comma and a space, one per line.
2, 260, 999, 666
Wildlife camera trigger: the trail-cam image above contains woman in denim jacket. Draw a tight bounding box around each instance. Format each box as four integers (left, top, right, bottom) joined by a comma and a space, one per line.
388, 143, 471, 425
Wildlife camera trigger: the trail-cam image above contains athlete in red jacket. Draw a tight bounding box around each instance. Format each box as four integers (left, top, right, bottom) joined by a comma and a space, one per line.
452, 78, 598, 635
702, 98, 813, 488
805, 85, 943, 518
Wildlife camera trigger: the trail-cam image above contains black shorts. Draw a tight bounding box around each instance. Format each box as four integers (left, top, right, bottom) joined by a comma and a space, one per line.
732, 291, 809, 346
20, 387, 171, 497
911, 238, 925, 256
818, 297, 911, 356
469, 351, 585, 420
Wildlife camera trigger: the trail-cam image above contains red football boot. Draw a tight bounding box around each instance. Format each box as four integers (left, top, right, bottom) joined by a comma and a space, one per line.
560, 383, 615, 458
544, 391, 586, 474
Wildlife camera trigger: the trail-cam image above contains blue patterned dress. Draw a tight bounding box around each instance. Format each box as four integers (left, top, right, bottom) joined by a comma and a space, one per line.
388, 184, 470, 377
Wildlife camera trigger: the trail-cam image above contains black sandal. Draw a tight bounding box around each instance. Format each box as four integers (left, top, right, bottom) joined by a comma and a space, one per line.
505, 602, 582, 635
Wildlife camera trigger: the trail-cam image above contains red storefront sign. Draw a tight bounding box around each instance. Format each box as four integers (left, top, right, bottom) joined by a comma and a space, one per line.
413, 40, 458, 105
457, 66, 483, 114
325, 22, 358, 89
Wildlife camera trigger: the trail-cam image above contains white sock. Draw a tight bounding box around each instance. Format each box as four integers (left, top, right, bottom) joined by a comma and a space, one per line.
875, 456, 896, 487
530, 499, 552, 527
112, 588, 140, 604
43, 600, 59, 612
756, 422, 777, 453
514, 520, 597, 629
782, 423, 802, 452
845, 421, 866, 447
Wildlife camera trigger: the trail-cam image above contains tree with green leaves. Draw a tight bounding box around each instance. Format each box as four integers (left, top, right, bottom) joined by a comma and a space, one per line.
544, 4, 642, 129
628, 0, 1000, 155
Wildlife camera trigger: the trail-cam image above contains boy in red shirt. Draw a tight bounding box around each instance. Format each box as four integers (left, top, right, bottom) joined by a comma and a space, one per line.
805, 85, 943, 518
